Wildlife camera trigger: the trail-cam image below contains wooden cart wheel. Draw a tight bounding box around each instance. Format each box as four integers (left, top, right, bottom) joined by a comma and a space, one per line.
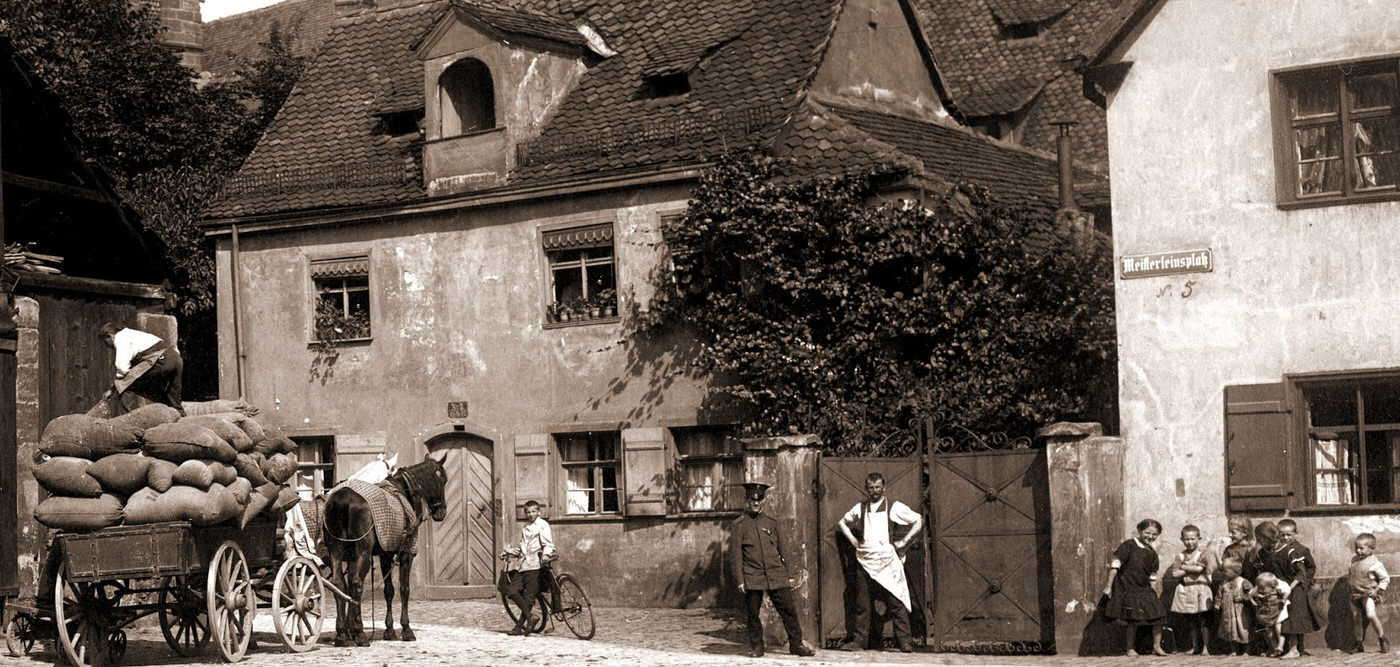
272, 557, 325, 652
206, 541, 255, 663
158, 575, 209, 656
4, 611, 36, 656
53, 561, 115, 667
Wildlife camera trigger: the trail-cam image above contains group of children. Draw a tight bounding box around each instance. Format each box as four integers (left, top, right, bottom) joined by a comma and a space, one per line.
1102, 517, 1390, 657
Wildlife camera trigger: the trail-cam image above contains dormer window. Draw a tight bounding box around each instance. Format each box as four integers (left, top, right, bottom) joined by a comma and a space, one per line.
440, 58, 495, 137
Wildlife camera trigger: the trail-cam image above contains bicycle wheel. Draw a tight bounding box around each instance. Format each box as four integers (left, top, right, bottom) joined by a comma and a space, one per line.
501, 591, 547, 633
555, 575, 595, 640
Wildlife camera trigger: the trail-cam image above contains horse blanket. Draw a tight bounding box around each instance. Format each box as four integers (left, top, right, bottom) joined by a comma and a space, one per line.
331, 479, 420, 555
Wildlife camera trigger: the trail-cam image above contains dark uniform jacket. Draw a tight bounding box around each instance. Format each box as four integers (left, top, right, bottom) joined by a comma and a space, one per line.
729, 512, 792, 590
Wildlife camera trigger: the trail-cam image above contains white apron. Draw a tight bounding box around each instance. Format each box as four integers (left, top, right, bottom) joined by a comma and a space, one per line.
857, 542, 911, 611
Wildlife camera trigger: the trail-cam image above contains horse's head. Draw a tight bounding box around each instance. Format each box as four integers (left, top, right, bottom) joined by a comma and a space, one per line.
396, 455, 448, 522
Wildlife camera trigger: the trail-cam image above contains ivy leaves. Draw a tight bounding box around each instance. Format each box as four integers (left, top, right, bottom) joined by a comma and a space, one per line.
640, 153, 1116, 454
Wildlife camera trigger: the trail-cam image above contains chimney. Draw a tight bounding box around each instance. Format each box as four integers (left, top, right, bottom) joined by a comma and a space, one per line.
1052, 121, 1078, 212
152, 0, 205, 71
334, 0, 375, 16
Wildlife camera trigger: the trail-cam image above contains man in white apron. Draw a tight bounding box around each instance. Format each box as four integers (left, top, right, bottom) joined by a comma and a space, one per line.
837, 472, 922, 652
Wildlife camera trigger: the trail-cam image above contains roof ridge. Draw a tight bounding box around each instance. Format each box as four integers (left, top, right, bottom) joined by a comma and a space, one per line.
342, 0, 443, 25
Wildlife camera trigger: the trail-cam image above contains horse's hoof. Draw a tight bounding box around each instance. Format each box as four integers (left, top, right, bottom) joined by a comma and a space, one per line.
333, 637, 347, 647
383, 629, 398, 641
402, 629, 417, 642
355, 634, 371, 647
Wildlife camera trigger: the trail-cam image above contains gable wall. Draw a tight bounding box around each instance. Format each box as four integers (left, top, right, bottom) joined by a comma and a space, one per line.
214, 183, 749, 607
1108, 0, 1400, 600
810, 0, 946, 119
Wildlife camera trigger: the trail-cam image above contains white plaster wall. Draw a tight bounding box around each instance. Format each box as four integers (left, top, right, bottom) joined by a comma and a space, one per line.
1107, 0, 1400, 569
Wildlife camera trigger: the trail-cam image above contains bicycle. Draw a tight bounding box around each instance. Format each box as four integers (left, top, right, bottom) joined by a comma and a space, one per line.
499, 553, 596, 640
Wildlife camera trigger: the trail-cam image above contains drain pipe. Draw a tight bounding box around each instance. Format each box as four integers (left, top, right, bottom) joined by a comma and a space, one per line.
230, 223, 246, 398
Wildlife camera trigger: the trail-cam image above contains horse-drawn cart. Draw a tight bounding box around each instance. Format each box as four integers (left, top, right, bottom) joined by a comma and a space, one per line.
3, 513, 348, 667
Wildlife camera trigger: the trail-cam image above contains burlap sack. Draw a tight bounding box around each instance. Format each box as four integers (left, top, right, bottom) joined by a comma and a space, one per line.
87, 453, 153, 496
109, 403, 181, 433
172, 459, 214, 490
32, 457, 103, 498
34, 493, 124, 531
238, 491, 271, 529
183, 399, 258, 417
146, 458, 178, 493
142, 423, 238, 463
234, 416, 266, 443
272, 486, 302, 513
155, 485, 242, 526
233, 453, 269, 486
122, 487, 171, 525
255, 482, 282, 504
178, 416, 253, 452
226, 477, 253, 505
39, 415, 143, 460
262, 453, 297, 485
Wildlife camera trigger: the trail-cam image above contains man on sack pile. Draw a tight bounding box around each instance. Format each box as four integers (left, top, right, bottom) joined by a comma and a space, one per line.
838, 472, 923, 652
98, 322, 183, 414
728, 478, 815, 658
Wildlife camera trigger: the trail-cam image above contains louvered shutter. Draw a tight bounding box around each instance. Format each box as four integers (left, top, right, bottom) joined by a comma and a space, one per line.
1224, 382, 1293, 511
621, 427, 667, 516
514, 433, 550, 519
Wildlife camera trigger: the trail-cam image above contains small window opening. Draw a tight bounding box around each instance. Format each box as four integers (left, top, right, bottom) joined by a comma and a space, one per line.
645, 72, 691, 98
440, 58, 495, 137
997, 21, 1042, 40
377, 109, 424, 137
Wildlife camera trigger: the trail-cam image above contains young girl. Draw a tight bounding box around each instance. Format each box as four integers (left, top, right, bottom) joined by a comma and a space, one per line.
1257, 521, 1322, 658
1102, 518, 1168, 656
1215, 557, 1253, 655
1250, 571, 1290, 657
1169, 524, 1218, 654
1219, 516, 1257, 582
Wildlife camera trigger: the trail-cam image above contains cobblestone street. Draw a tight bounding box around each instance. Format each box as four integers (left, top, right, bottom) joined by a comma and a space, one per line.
6, 598, 1398, 666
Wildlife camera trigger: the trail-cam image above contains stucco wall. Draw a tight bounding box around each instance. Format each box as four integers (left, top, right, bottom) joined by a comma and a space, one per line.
810, 0, 946, 120
1106, 0, 1400, 629
215, 183, 749, 606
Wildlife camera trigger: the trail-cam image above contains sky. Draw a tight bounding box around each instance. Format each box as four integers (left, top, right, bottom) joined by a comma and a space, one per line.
202, 0, 287, 22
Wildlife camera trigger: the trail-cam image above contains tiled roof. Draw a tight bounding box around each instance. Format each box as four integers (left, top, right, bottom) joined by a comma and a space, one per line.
444, 0, 585, 48
818, 100, 1108, 214
208, 0, 841, 218
915, 0, 1116, 168
203, 0, 338, 75
983, 0, 1075, 27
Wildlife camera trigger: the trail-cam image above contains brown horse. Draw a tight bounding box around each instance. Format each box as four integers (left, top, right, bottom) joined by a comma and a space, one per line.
322, 455, 447, 646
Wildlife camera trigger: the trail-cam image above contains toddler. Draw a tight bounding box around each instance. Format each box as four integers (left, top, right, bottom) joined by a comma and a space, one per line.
1168, 524, 1217, 654
1250, 571, 1290, 657
1348, 532, 1390, 653
1102, 518, 1167, 656
1215, 557, 1252, 656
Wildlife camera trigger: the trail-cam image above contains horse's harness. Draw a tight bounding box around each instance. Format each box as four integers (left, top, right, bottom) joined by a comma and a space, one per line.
323, 465, 442, 546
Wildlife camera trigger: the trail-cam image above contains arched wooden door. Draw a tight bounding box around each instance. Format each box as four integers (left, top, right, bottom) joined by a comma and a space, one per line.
424, 432, 496, 599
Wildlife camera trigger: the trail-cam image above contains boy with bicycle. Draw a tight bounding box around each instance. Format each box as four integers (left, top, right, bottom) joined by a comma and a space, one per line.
502, 499, 555, 635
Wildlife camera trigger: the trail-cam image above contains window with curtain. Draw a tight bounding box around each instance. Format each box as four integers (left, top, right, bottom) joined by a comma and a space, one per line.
544, 224, 618, 324
557, 431, 620, 515
1303, 379, 1400, 506
672, 427, 742, 513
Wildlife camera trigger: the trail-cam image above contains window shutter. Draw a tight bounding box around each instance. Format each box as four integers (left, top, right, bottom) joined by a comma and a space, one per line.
622, 427, 666, 516
1224, 382, 1293, 511
514, 433, 550, 518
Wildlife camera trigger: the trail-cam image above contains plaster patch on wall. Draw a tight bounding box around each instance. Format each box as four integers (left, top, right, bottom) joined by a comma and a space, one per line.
575, 538, 595, 552
452, 333, 488, 374
1342, 516, 1400, 535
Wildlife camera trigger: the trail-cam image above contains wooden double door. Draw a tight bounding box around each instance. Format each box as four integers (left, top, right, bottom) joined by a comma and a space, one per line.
424, 433, 497, 599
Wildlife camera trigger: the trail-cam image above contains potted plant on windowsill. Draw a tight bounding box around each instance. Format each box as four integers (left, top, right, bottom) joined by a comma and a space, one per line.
594, 288, 617, 317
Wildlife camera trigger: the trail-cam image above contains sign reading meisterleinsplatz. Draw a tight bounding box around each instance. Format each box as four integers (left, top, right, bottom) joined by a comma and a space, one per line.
1120, 249, 1213, 279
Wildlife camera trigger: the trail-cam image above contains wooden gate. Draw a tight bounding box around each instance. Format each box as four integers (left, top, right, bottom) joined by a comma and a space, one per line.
425, 433, 496, 599
929, 448, 1053, 649
817, 456, 928, 648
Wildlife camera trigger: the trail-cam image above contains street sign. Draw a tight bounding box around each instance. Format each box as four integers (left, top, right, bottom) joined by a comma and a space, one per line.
1120, 249, 1212, 279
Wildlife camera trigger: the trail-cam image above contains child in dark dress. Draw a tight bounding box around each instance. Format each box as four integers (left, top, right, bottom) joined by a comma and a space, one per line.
1257, 521, 1323, 658
1102, 518, 1167, 656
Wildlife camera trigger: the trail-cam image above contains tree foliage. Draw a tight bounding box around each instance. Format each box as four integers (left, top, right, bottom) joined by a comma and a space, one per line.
1, 0, 307, 397
637, 154, 1116, 454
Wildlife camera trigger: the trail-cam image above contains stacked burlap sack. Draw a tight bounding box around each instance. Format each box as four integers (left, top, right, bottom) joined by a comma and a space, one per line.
32, 400, 302, 532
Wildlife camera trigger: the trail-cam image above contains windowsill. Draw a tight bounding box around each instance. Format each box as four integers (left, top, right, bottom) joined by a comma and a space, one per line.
306, 336, 372, 348
668, 510, 743, 520
550, 514, 626, 523
543, 316, 620, 330
1287, 504, 1400, 516
1278, 189, 1400, 210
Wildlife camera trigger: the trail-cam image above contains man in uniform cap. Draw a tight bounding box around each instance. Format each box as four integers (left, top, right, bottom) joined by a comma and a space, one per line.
728, 478, 815, 658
